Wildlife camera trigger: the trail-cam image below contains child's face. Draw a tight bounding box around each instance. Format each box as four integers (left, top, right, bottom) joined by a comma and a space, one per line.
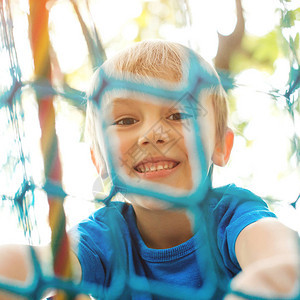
106, 93, 217, 193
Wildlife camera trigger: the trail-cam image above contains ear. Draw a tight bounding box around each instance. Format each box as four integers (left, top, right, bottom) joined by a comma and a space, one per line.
90, 147, 100, 174
212, 128, 234, 167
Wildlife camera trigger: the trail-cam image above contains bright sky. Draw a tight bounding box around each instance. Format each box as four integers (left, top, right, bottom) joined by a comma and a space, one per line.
0, 0, 299, 245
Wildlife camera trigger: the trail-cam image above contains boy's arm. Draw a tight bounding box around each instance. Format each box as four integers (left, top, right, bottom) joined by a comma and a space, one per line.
0, 244, 82, 299
226, 218, 299, 299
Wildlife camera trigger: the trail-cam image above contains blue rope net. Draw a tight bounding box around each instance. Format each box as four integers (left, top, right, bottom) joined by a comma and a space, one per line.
0, 0, 299, 299
0, 0, 36, 244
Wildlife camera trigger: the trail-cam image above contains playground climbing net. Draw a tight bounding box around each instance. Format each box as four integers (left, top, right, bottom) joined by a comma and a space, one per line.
0, 0, 299, 299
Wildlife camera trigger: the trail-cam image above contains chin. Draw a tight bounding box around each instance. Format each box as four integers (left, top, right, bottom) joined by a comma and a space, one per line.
128, 194, 173, 211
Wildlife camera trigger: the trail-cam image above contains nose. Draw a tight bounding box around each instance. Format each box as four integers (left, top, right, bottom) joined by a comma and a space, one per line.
137, 122, 170, 146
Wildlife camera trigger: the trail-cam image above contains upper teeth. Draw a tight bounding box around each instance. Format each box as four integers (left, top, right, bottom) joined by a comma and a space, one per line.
136, 162, 177, 173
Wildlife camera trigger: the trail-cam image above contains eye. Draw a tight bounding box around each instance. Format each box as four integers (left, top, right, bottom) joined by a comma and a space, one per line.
167, 112, 192, 121
114, 117, 138, 126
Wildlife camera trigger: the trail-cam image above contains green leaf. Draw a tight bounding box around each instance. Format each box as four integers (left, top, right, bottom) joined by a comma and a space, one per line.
294, 7, 300, 21
281, 10, 296, 28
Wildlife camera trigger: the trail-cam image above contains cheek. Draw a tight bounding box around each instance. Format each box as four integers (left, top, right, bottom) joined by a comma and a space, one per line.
118, 134, 133, 156
114, 131, 139, 172
198, 106, 216, 162
106, 128, 135, 164
178, 136, 189, 159
199, 123, 211, 153
108, 129, 133, 153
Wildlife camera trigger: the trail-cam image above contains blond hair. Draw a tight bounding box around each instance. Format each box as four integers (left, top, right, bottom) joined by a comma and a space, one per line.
86, 40, 229, 172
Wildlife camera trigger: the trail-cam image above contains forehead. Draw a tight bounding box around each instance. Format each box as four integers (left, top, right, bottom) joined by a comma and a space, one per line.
110, 96, 176, 109
101, 90, 180, 112
107, 89, 212, 107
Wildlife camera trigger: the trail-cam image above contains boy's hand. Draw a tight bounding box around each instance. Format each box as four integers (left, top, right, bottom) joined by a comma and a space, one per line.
230, 217, 299, 299
225, 255, 299, 299
0, 244, 83, 299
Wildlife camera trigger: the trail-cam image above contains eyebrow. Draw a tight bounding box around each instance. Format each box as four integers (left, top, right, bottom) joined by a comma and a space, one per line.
110, 97, 180, 112
103, 98, 135, 112
111, 98, 137, 106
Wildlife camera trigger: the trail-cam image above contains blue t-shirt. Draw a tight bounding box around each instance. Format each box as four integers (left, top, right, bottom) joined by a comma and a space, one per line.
70, 184, 276, 299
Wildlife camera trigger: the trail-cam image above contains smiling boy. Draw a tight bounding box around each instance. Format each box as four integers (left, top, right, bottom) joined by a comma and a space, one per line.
0, 40, 298, 300
75, 40, 299, 298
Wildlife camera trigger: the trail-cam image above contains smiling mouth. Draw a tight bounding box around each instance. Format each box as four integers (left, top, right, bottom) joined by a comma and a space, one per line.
134, 159, 180, 174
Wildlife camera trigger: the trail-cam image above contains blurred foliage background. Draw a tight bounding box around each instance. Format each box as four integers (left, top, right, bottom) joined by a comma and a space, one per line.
0, 0, 299, 243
